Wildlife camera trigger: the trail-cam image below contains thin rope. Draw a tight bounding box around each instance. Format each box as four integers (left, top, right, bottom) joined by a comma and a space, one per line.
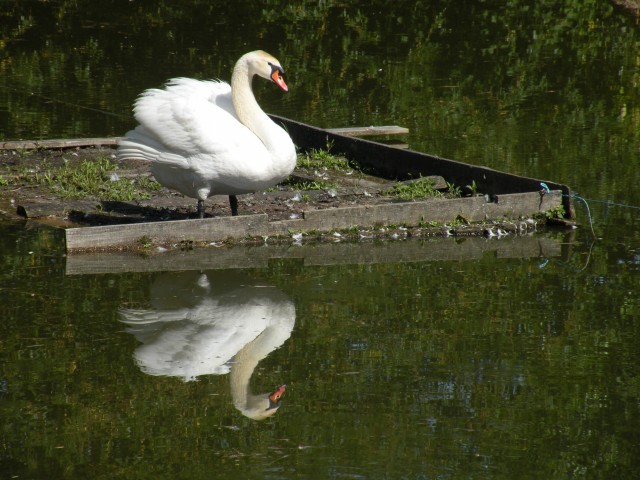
540, 182, 640, 213
575, 197, 640, 211
540, 181, 602, 271
540, 182, 604, 239
571, 192, 597, 239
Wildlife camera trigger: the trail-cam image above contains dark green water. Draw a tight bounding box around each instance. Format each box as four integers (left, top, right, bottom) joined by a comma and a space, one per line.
1, 224, 639, 479
1, 1, 639, 478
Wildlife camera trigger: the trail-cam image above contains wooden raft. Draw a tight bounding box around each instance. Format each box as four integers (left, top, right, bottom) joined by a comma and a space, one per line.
1, 118, 573, 252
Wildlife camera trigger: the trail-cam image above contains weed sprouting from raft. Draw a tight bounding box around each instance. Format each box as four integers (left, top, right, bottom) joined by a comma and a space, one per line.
17, 156, 162, 201
387, 176, 458, 200
297, 146, 352, 172
294, 148, 464, 200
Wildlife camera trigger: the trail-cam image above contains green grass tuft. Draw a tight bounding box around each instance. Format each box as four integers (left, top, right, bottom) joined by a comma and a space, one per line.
17, 156, 162, 201
297, 146, 352, 172
387, 176, 444, 200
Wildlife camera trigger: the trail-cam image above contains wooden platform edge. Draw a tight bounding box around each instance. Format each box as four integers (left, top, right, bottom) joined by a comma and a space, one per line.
0, 137, 121, 150
64, 191, 563, 252
65, 214, 269, 251
326, 125, 409, 137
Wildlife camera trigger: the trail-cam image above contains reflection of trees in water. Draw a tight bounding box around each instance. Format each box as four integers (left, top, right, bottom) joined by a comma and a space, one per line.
1, 0, 638, 151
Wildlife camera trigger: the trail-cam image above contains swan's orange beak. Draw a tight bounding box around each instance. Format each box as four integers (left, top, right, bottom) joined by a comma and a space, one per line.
271, 69, 288, 92
269, 384, 287, 404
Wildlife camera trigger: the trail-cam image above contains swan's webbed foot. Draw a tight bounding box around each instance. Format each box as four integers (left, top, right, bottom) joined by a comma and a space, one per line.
197, 199, 205, 219
229, 195, 238, 216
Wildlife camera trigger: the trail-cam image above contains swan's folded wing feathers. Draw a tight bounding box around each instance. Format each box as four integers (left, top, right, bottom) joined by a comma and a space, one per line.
131, 78, 256, 163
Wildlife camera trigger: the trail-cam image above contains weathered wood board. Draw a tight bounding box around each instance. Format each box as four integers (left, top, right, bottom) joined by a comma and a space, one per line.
326, 125, 409, 137
0, 137, 119, 150
64, 189, 563, 251
272, 191, 561, 234
66, 214, 270, 250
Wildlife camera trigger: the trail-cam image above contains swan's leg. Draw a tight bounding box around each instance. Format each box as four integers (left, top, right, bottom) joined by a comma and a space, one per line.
197, 199, 205, 219
229, 195, 238, 216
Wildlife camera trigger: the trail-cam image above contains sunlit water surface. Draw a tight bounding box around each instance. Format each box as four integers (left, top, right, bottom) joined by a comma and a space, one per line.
1, 1, 639, 479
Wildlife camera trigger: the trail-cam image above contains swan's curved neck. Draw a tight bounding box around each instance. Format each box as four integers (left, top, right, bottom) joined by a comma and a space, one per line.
229, 329, 275, 419
231, 59, 279, 153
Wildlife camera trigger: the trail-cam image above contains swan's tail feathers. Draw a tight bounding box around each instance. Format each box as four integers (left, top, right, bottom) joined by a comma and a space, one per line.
117, 127, 161, 162
117, 127, 188, 168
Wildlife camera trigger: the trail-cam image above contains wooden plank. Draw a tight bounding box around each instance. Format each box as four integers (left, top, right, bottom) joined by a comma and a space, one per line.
297, 191, 563, 232
326, 125, 409, 137
0, 138, 120, 150
63, 189, 562, 251
65, 214, 270, 251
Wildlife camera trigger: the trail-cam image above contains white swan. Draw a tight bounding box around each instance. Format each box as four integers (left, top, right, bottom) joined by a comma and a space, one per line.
119, 270, 295, 420
117, 50, 297, 217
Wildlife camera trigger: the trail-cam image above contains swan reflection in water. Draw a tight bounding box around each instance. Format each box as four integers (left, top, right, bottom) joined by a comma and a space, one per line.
119, 270, 295, 420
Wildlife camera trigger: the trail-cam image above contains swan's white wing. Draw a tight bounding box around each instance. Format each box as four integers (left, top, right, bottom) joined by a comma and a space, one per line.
131, 78, 266, 164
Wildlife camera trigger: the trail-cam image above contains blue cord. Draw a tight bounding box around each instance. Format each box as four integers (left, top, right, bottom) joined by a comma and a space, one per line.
541, 182, 598, 238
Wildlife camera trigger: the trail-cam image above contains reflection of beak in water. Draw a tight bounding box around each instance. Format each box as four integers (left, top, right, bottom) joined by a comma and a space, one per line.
233, 382, 287, 421
270, 385, 287, 405
119, 270, 295, 420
